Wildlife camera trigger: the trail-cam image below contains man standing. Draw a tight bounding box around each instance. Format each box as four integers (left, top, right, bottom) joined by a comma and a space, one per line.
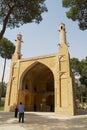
18, 102, 24, 123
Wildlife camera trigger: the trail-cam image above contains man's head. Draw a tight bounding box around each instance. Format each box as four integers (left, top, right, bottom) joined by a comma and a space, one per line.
20, 102, 22, 104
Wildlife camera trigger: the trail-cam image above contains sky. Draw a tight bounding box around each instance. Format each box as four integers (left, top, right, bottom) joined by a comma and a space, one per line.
0, 0, 87, 82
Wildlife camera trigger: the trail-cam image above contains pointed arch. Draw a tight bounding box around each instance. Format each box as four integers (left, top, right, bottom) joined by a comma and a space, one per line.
19, 61, 55, 112
21, 61, 54, 90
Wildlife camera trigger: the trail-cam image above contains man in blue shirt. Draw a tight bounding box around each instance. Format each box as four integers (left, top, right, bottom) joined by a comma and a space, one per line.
18, 102, 24, 123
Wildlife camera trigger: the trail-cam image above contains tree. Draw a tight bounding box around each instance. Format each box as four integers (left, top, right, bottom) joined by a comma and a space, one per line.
0, 82, 7, 97
80, 57, 87, 86
0, 0, 47, 40
0, 38, 15, 102
62, 0, 87, 30
70, 57, 80, 76
70, 57, 87, 104
70, 57, 87, 87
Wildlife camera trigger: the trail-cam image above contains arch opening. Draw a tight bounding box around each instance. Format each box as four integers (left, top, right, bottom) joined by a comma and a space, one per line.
20, 62, 54, 112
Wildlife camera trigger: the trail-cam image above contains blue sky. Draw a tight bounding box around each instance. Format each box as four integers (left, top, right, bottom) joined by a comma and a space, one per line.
0, 0, 87, 82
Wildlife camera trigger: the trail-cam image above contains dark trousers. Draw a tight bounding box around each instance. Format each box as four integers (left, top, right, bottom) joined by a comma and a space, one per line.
19, 112, 24, 123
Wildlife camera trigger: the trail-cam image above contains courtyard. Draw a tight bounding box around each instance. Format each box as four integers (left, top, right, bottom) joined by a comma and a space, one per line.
0, 111, 87, 130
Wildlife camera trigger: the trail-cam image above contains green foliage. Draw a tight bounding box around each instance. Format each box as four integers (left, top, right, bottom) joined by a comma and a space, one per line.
80, 57, 87, 86
70, 58, 80, 75
70, 57, 87, 87
0, 82, 7, 97
0, 0, 47, 40
71, 57, 87, 103
0, 105, 4, 110
0, 37, 15, 59
75, 84, 87, 101
0, 38, 15, 102
62, 0, 87, 30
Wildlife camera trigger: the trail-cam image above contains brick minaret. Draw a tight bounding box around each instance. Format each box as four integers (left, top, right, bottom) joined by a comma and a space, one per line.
55, 23, 75, 115
12, 34, 22, 60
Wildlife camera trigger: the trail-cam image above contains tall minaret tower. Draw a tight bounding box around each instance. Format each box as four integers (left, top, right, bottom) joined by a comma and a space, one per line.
55, 23, 75, 115
58, 23, 69, 55
12, 34, 22, 60
59, 23, 67, 44
4, 34, 23, 111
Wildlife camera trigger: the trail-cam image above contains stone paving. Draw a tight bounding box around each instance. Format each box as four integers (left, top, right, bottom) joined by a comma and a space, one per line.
0, 111, 87, 130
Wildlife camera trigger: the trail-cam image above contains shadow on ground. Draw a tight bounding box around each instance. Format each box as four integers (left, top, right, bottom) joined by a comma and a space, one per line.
0, 111, 87, 130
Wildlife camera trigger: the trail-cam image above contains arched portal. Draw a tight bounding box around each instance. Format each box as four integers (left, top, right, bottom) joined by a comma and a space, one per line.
20, 62, 54, 112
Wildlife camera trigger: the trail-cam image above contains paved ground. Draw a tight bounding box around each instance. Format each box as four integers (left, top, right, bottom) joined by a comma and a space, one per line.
0, 111, 87, 130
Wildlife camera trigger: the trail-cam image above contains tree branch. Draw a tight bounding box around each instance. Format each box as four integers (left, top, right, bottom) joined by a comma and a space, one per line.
0, 5, 15, 40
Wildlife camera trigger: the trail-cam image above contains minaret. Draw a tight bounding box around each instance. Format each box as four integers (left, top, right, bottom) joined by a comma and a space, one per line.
4, 34, 23, 112
59, 23, 67, 44
58, 23, 69, 55
12, 34, 22, 60
55, 23, 75, 115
